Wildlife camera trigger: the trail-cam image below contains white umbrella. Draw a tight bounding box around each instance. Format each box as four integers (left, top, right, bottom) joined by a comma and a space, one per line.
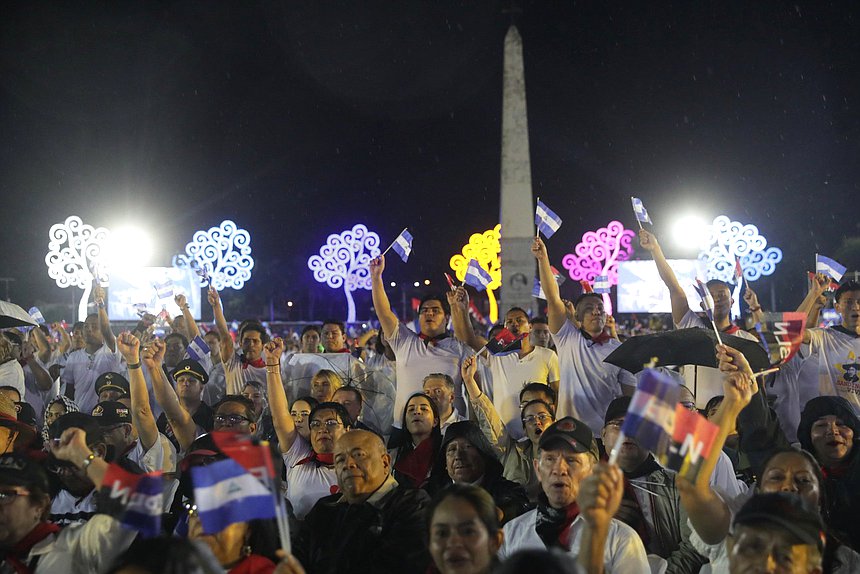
0, 301, 37, 329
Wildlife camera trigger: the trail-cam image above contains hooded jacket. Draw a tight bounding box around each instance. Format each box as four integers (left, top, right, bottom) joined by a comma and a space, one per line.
427, 420, 530, 523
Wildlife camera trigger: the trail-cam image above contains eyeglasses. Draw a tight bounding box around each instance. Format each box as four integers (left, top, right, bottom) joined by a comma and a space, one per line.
522, 413, 553, 425
309, 419, 344, 431
0, 487, 30, 505
214, 414, 251, 426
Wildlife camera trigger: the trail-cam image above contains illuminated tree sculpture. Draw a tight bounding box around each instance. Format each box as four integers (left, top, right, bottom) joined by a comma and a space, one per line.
45, 216, 111, 321
450, 225, 502, 323
174, 220, 254, 290
699, 215, 783, 283
561, 220, 635, 316
308, 224, 381, 322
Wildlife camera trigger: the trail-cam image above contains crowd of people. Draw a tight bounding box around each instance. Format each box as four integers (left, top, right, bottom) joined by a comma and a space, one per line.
0, 229, 858, 574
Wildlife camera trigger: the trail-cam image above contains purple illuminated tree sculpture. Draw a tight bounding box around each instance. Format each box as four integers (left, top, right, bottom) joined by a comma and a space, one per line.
308, 224, 381, 322
561, 220, 635, 315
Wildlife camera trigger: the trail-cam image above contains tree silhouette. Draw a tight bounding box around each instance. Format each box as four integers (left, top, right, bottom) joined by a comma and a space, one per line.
174, 220, 255, 290
450, 224, 502, 323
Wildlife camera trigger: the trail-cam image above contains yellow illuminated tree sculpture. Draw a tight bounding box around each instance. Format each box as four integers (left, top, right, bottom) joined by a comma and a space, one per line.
450, 224, 502, 323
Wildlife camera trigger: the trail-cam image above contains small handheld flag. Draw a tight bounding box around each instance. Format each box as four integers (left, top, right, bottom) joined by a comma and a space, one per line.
189, 259, 211, 286
185, 335, 211, 362
153, 280, 174, 300
816, 254, 847, 282
733, 257, 744, 285
593, 275, 611, 294
631, 197, 652, 228
532, 277, 546, 299
533, 266, 566, 300
444, 273, 457, 291
660, 405, 719, 483
535, 200, 563, 239
692, 279, 723, 345
464, 259, 493, 291
100, 464, 164, 537
191, 457, 277, 535
806, 271, 839, 292
383, 228, 413, 263
484, 328, 525, 356
610, 369, 680, 463
755, 312, 806, 368
579, 280, 594, 294
28, 307, 45, 325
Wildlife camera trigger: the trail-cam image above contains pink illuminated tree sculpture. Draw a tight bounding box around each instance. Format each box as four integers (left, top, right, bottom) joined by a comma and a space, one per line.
561, 220, 635, 315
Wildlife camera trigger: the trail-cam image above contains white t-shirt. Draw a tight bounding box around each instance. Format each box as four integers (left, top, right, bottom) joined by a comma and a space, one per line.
124, 434, 171, 473
50, 489, 98, 527
202, 362, 227, 406
387, 323, 471, 427
770, 346, 818, 444
807, 327, 860, 414
551, 319, 637, 433
483, 347, 559, 440
224, 352, 268, 395
61, 345, 122, 415
676, 310, 760, 408
500, 509, 649, 574
282, 435, 338, 519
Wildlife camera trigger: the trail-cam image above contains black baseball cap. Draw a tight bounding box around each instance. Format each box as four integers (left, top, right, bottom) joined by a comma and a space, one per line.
0, 453, 50, 493
171, 359, 209, 385
91, 401, 132, 426
604, 396, 631, 426
538, 416, 600, 460
95, 372, 130, 396
733, 492, 826, 551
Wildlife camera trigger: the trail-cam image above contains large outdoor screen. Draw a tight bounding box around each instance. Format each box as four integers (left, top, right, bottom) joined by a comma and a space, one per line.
107, 267, 202, 321
617, 259, 708, 314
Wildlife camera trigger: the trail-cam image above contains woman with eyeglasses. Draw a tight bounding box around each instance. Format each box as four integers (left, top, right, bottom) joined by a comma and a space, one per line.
264, 337, 352, 520
460, 356, 555, 504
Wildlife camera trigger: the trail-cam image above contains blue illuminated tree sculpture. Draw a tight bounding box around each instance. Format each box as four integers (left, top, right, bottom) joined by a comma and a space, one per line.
308, 224, 381, 322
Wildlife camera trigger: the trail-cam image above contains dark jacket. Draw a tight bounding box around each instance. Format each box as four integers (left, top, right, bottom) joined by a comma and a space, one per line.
295, 477, 431, 574
427, 420, 530, 523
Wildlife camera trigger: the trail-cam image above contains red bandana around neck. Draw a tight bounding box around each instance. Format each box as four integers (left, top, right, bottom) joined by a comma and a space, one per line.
581, 329, 612, 346
418, 333, 449, 347
296, 451, 335, 466
6, 522, 62, 574
722, 324, 741, 335
240, 355, 266, 369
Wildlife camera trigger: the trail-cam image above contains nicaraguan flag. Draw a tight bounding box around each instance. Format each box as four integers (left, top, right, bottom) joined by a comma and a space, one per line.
816, 254, 847, 282
191, 458, 276, 535
185, 335, 211, 362
28, 307, 45, 325
733, 257, 744, 284
100, 464, 164, 537
464, 259, 493, 291
532, 277, 546, 299
593, 275, 611, 294
631, 197, 652, 224
153, 280, 174, 300
391, 229, 413, 263
693, 279, 715, 321
535, 200, 562, 238
620, 369, 681, 454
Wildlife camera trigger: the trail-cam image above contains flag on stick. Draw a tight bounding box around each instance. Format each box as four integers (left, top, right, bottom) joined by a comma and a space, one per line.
610, 369, 680, 463
99, 464, 164, 537
733, 257, 744, 286
807, 271, 839, 292
535, 200, 563, 238
28, 307, 45, 325
185, 335, 211, 362
660, 405, 719, 483
153, 280, 173, 300
533, 266, 566, 300
444, 273, 457, 291
631, 197, 652, 227
385, 228, 413, 263
692, 278, 723, 345
593, 275, 611, 294
484, 328, 526, 356
464, 259, 493, 291
755, 312, 806, 368
191, 457, 277, 535
816, 254, 847, 282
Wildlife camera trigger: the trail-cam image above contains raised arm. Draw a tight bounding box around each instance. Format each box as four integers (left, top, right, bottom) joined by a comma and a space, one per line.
460, 357, 505, 453
93, 284, 116, 353
21, 337, 53, 391
742, 286, 764, 325
532, 237, 566, 333
639, 229, 690, 325
144, 339, 196, 452
29, 324, 53, 364
54, 322, 72, 355
578, 462, 626, 574
449, 287, 486, 352
116, 332, 159, 451
52, 427, 110, 488
174, 293, 201, 340
370, 256, 399, 336
797, 273, 830, 343
208, 287, 234, 364
264, 338, 298, 453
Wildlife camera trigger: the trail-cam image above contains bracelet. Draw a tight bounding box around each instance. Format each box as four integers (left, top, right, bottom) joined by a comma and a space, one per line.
97, 301, 105, 309
81, 452, 96, 469
127, 361, 141, 370
749, 306, 761, 312
180, 304, 189, 310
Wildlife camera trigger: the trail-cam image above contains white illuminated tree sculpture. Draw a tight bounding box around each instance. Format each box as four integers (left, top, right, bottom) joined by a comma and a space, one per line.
45, 216, 111, 321
174, 220, 254, 290
308, 224, 381, 322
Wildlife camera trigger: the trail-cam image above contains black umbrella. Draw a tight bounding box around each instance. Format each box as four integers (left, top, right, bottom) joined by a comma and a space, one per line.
604, 328, 770, 374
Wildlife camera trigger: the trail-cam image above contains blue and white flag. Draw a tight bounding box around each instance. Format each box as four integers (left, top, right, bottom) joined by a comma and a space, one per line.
535, 200, 563, 238
532, 277, 546, 299
816, 254, 847, 282
390, 229, 413, 263
185, 335, 211, 362
153, 280, 174, 300
191, 458, 276, 535
28, 307, 45, 325
464, 259, 493, 291
593, 275, 611, 294
631, 197, 652, 224
619, 369, 680, 454
693, 279, 715, 321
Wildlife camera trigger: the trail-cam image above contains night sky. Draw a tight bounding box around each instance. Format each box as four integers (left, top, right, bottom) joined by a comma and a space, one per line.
2, 1, 859, 322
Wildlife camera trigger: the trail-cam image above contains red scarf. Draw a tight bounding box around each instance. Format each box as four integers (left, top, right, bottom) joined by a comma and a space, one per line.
722, 324, 741, 335
229, 554, 276, 574
296, 451, 335, 466
4, 522, 61, 574
394, 438, 436, 487
581, 329, 612, 346
241, 355, 266, 369
418, 333, 449, 347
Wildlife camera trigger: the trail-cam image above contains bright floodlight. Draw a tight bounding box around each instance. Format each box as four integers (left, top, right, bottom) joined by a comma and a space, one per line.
671, 214, 709, 251
105, 226, 154, 267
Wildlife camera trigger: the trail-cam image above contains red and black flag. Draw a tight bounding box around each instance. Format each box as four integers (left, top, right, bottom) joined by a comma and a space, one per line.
755, 312, 806, 368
